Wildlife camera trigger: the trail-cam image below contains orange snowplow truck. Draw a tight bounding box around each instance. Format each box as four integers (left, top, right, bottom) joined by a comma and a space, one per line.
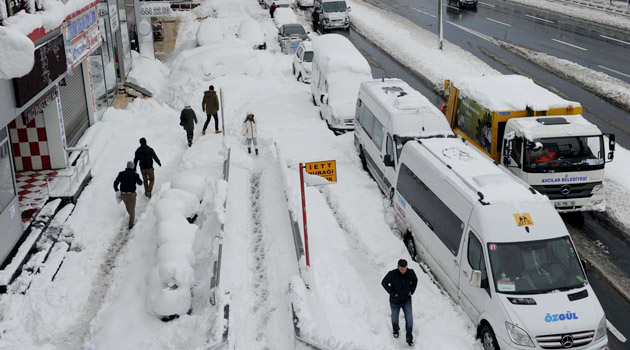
442, 75, 582, 162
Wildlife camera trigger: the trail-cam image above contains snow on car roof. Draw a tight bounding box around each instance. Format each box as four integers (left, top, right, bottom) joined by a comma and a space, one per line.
453, 75, 581, 112
237, 18, 264, 46
274, 8, 298, 27
299, 40, 313, 51
361, 79, 453, 137
510, 115, 602, 141
312, 34, 371, 76
408, 137, 547, 205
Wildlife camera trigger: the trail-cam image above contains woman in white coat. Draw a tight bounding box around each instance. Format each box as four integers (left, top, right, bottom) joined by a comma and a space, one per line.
242, 113, 258, 155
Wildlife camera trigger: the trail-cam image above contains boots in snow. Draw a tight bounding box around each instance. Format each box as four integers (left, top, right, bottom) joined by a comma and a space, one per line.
248, 147, 251, 154
255, 148, 259, 156
215, 130, 222, 134
202, 130, 206, 135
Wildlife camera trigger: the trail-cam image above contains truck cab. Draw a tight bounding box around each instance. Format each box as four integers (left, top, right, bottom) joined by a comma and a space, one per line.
442, 75, 615, 212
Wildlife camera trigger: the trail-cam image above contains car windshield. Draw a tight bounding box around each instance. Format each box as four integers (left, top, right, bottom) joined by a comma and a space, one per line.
284, 25, 306, 35
303, 51, 314, 62
323, 1, 347, 12
524, 136, 604, 172
488, 237, 587, 295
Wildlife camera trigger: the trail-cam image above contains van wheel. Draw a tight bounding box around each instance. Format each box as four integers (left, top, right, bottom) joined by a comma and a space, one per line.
359, 148, 368, 171
403, 232, 418, 261
480, 325, 500, 350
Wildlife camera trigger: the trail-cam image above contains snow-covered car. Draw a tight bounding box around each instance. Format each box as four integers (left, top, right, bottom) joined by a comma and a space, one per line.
237, 18, 266, 50
173, 39, 263, 79
293, 41, 313, 83
273, 8, 298, 28
263, 0, 292, 8
196, 18, 224, 46
278, 24, 309, 54
297, 0, 314, 7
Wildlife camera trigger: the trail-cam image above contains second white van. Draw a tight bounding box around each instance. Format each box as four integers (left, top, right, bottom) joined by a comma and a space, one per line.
354, 78, 453, 198
394, 137, 608, 350
311, 34, 372, 132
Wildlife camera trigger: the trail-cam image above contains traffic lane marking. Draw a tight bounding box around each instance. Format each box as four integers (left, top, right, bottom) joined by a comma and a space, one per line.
486, 17, 511, 26
607, 320, 627, 343
552, 38, 588, 51
597, 65, 630, 79
411, 7, 437, 17
600, 35, 630, 46
445, 4, 460, 10
447, 21, 498, 45
525, 14, 554, 24
479, 1, 496, 7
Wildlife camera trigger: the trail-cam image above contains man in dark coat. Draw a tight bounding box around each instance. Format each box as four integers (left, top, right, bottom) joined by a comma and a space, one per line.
381, 259, 418, 346
180, 105, 198, 147
201, 85, 221, 135
134, 137, 161, 198
269, 2, 278, 18
114, 161, 143, 229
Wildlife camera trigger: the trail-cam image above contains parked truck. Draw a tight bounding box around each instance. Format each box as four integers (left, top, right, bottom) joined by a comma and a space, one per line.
442, 75, 615, 212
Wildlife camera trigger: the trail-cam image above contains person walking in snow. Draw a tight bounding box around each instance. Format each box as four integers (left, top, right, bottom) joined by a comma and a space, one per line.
242, 113, 258, 155
381, 259, 418, 346
114, 161, 143, 229
269, 2, 278, 18
180, 105, 198, 147
134, 137, 161, 198
201, 85, 221, 135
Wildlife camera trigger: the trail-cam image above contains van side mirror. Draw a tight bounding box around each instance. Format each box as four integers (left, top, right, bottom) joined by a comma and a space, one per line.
347, 6, 351, 11
606, 134, 615, 162
384, 154, 394, 167
470, 270, 482, 288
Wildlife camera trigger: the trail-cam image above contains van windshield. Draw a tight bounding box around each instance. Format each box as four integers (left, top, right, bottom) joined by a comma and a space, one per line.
488, 236, 586, 295
524, 136, 604, 173
303, 51, 314, 62
323, 1, 347, 12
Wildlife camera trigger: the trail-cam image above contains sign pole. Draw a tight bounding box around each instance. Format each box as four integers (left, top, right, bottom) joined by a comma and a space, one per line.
299, 163, 310, 267
220, 88, 225, 139
438, 0, 444, 50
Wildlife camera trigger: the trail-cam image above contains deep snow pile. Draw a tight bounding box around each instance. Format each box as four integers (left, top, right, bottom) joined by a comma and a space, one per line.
0, 26, 34, 79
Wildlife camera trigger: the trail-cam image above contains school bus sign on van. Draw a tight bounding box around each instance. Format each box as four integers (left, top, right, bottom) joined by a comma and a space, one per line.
304, 160, 337, 183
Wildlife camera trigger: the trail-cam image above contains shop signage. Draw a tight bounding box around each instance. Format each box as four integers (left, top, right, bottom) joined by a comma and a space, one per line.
22, 88, 58, 126
63, 7, 103, 73
13, 34, 67, 108
140, 2, 173, 17
109, 2, 119, 32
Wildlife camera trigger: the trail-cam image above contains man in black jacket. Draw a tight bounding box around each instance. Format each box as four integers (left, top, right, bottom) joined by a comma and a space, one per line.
114, 161, 143, 229
134, 137, 161, 198
382, 259, 418, 345
180, 105, 198, 147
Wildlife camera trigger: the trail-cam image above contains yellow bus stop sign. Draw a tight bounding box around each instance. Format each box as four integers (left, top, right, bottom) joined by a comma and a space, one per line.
304, 160, 337, 183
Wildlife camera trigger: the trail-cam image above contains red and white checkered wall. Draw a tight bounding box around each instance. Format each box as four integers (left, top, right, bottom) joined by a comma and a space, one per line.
9, 114, 51, 171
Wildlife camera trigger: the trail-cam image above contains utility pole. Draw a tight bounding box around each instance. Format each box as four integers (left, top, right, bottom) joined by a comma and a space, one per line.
438, 0, 444, 50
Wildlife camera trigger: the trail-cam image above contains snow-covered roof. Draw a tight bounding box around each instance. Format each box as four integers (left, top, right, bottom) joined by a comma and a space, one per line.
510, 115, 602, 141
273, 8, 298, 27
312, 34, 371, 76
360, 79, 453, 137
299, 40, 313, 52
453, 75, 581, 112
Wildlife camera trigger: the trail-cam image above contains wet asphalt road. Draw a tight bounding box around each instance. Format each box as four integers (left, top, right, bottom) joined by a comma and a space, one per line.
359, 0, 630, 149
332, 27, 630, 349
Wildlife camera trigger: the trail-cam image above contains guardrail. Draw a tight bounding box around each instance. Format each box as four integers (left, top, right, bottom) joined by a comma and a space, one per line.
46, 147, 90, 198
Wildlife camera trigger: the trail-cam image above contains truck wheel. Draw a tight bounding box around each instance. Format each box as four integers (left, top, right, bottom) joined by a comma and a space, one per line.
403, 232, 418, 261
480, 325, 500, 350
359, 148, 368, 171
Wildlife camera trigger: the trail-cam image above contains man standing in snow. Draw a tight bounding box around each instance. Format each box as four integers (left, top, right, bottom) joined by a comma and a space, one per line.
114, 161, 143, 229
381, 259, 418, 346
201, 85, 221, 135
180, 105, 198, 147
134, 137, 162, 198
269, 2, 278, 18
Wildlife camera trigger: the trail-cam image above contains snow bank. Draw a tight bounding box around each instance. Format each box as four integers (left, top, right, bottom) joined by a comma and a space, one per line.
0, 26, 34, 79
147, 266, 192, 316
453, 75, 580, 111
347, 0, 498, 91
273, 8, 298, 27
156, 221, 198, 247
171, 39, 263, 80
160, 188, 201, 217
196, 18, 225, 46
500, 41, 630, 113
504, 0, 630, 32
127, 56, 171, 97
171, 173, 206, 202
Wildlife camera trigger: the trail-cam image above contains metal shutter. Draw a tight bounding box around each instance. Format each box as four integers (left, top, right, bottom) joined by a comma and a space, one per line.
60, 65, 90, 147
